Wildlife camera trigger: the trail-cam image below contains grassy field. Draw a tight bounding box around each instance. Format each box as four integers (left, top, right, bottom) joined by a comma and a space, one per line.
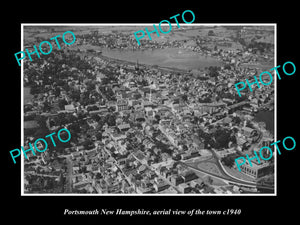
203, 175, 228, 186
197, 162, 222, 176
24, 87, 33, 104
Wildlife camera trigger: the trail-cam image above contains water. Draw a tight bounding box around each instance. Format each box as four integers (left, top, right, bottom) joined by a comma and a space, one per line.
100, 48, 222, 71
254, 110, 274, 134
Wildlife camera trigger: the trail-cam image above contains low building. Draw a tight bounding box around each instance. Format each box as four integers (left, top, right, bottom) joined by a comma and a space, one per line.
242, 126, 256, 137
154, 179, 170, 192
170, 174, 184, 186
118, 123, 130, 132
65, 104, 75, 112
180, 170, 198, 183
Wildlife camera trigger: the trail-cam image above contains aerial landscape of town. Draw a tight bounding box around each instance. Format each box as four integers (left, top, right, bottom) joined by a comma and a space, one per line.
22, 24, 275, 194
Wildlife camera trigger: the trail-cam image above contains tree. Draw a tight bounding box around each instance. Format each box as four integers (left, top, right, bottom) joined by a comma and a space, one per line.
70, 90, 81, 102
224, 64, 231, 70
95, 132, 102, 141
58, 99, 68, 110
213, 128, 232, 149
182, 94, 188, 102
34, 127, 50, 140
65, 114, 77, 124
86, 81, 96, 92
42, 101, 51, 112
30, 85, 42, 95
221, 155, 235, 168
91, 114, 101, 122
35, 115, 47, 128
108, 106, 116, 112
106, 114, 116, 127
55, 113, 68, 126
53, 87, 61, 97
246, 121, 255, 129
232, 116, 241, 125
154, 114, 160, 121
207, 66, 219, 78
208, 30, 215, 36
83, 139, 94, 150
56, 80, 65, 87
87, 105, 99, 111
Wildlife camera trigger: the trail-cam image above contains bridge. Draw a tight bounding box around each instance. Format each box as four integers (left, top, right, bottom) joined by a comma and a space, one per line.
227, 100, 250, 110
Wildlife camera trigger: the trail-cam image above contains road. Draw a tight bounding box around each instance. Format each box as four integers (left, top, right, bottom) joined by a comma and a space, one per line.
65, 156, 73, 193
180, 123, 274, 191
24, 171, 59, 178
130, 153, 182, 193
180, 157, 274, 191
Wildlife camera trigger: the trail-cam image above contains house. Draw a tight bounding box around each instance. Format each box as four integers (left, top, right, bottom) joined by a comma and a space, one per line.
190, 178, 204, 188
116, 99, 129, 111
170, 174, 184, 186
154, 179, 169, 192
65, 104, 75, 112
180, 170, 198, 183
118, 123, 130, 132
242, 127, 256, 137
159, 166, 168, 177
178, 183, 191, 193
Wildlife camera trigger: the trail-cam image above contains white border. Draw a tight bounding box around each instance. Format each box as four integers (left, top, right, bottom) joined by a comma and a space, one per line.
21, 23, 277, 196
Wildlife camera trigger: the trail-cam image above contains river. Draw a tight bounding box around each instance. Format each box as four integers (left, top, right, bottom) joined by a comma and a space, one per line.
254, 110, 275, 134
78, 45, 222, 71
101, 48, 222, 71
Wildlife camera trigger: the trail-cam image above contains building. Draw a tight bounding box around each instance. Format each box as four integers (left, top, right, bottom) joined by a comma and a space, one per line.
73, 180, 92, 190
118, 123, 130, 132
242, 126, 256, 137
197, 102, 226, 114
116, 99, 129, 111
170, 174, 184, 186
178, 183, 191, 193
180, 170, 198, 183
64, 104, 75, 112
154, 179, 170, 192
190, 178, 204, 188
237, 158, 272, 179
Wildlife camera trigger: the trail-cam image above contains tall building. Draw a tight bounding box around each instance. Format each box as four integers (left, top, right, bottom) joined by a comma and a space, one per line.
238, 158, 272, 179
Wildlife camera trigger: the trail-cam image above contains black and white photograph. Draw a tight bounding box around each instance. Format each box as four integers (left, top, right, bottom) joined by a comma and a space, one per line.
3, 3, 298, 223
21, 24, 276, 195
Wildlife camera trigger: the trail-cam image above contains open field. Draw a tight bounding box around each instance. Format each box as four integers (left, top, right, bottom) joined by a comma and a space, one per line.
197, 162, 222, 176
24, 87, 33, 104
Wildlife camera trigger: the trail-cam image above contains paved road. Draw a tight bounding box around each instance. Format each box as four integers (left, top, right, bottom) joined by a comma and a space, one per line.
130, 153, 182, 193
180, 159, 274, 190
24, 171, 59, 178
181, 126, 274, 191
65, 156, 73, 193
